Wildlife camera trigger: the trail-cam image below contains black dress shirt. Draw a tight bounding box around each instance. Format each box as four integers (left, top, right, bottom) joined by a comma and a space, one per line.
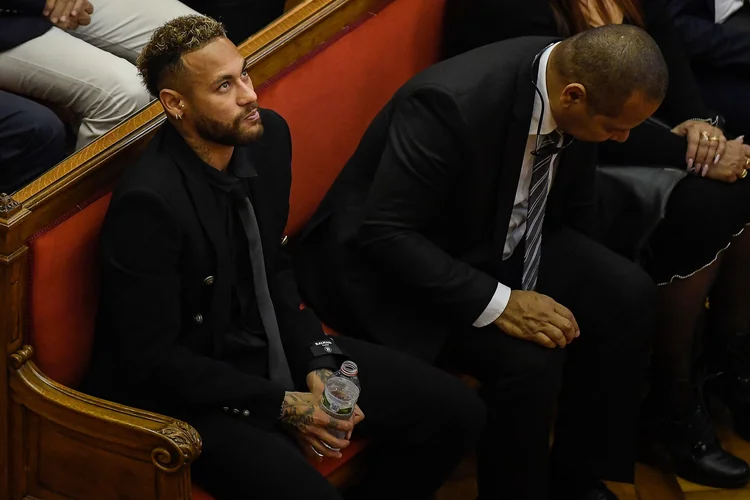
197, 156, 270, 378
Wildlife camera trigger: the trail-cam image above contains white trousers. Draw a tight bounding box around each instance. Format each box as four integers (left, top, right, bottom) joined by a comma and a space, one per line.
0, 0, 197, 149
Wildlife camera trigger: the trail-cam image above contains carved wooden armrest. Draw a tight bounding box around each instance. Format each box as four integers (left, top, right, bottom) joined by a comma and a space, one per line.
7, 346, 201, 500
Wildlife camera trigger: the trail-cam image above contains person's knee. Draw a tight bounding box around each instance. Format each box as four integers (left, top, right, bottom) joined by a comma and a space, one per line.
16, 101, 66, 147
92, 65, 152, 125
485, 346, 566, 404
111, 73, 152, 119
0, 100, 66, 192
508, 346, 566, 389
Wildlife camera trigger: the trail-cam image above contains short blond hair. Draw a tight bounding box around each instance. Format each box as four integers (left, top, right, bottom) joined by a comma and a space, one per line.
136, 15, 227, 96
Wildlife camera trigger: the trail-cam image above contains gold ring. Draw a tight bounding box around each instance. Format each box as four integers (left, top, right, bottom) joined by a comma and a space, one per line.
742, 169, 748, 179
709, 136, 720, 141
746, 157, 750, 167
701, 131, 710, 141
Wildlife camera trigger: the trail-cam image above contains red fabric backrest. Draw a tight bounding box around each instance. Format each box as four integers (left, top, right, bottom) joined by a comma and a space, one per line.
258, 0, 446, 236
27, 194, 111, 388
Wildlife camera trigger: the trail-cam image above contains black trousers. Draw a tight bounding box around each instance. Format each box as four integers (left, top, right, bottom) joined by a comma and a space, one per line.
188, 337, 486, 500
435, 227, 655, 500
0, 90, 66, 193
296, 225, 655, 500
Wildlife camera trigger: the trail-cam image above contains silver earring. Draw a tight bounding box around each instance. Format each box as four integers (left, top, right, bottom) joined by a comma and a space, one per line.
175, 113, 182, 120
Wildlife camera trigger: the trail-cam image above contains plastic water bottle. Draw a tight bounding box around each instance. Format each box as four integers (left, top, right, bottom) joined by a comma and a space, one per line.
320, 361, 360, 450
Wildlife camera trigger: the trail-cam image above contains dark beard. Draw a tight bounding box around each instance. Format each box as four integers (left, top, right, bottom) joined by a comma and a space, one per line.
195, 111, 264, 146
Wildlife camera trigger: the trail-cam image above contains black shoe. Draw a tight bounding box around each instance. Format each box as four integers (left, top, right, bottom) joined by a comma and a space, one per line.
708, 370, 750, 442
645, 396, 750, 489
704, 332, 750, 442
579, 482, 618, 500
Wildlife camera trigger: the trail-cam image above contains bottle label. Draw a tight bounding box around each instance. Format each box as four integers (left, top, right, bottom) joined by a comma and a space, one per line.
322, 392, 354, 416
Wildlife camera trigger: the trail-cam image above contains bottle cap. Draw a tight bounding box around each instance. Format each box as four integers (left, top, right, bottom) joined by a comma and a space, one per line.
340, 360, 358, 377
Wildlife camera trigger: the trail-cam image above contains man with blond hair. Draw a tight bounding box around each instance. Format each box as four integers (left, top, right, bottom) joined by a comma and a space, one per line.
83, 15, 485, 500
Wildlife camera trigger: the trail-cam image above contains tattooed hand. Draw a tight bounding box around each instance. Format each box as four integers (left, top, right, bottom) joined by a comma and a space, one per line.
280, 391, 353, 461
305, 368, 366, 439
306, 368, 333, 397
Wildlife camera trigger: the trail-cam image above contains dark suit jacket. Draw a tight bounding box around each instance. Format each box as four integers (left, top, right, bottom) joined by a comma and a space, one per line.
86, 110, 340, 424
0, 0, 51, 51
666, 0, 750, 69
442, 0, 718, 168
297, 37, 597, 361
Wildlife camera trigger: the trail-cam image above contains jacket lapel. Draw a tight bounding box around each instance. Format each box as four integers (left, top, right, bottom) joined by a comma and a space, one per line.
490, 64, 537, 273
167, 134, 233, 357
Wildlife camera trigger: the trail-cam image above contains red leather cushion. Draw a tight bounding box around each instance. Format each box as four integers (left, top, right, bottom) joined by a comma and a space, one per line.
258, 0, 446, 237
27, 193, 112, 388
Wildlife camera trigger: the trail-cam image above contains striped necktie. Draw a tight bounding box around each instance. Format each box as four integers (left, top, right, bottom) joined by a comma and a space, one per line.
522, 130, 562, 291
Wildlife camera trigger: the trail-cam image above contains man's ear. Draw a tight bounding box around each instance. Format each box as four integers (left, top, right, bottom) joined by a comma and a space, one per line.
560, 83, 587, 109
160, 89, 186, 121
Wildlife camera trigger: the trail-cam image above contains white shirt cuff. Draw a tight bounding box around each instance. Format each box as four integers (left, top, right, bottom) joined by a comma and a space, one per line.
472, 283, 512, 328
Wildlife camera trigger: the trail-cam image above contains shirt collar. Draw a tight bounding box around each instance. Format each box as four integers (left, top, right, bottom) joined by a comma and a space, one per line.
529, 42, 560, 137
163, 122, 258, 194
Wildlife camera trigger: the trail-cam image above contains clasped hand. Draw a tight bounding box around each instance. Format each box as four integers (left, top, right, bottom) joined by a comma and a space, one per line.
672, 119, 726, 175
703, 137, 750, 183
43, 0, 94, 30
279, 369, 365, 462
494, 290, 580, 349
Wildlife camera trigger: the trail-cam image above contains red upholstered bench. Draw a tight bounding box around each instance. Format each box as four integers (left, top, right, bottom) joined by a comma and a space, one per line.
25, 0, 445, 496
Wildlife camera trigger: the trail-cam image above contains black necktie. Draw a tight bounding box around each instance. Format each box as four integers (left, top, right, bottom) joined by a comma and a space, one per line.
522, 130, 561, 291
235, 196, 295, 390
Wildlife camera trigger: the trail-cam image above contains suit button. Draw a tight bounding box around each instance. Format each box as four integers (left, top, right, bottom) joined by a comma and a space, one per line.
280, 235, 289, 247
233, 408, 240, 415
193, 313, 203, 324
242, 409, 250, 417
203, 275, 214, 286
223, 407, 229, 412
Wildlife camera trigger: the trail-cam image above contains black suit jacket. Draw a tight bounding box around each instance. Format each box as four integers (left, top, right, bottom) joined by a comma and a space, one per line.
442, 0, 718, 168
666, 0, 750, 69
86, 110, 340, 424
297, 38, 596, 361
0, 0, 51, 51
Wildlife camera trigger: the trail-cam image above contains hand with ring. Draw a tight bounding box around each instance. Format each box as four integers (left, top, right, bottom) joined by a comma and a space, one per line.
280, 391, 354, 462
672, 119, 726, 175
704, 136, 747, 183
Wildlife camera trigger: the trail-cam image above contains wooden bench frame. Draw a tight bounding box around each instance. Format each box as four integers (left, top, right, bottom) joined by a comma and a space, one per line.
0, 1, 391, 498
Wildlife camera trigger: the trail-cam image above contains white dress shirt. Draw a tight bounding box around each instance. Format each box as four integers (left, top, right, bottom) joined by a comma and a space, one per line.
473, 42, 562, 328
715, 0, 744, 24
